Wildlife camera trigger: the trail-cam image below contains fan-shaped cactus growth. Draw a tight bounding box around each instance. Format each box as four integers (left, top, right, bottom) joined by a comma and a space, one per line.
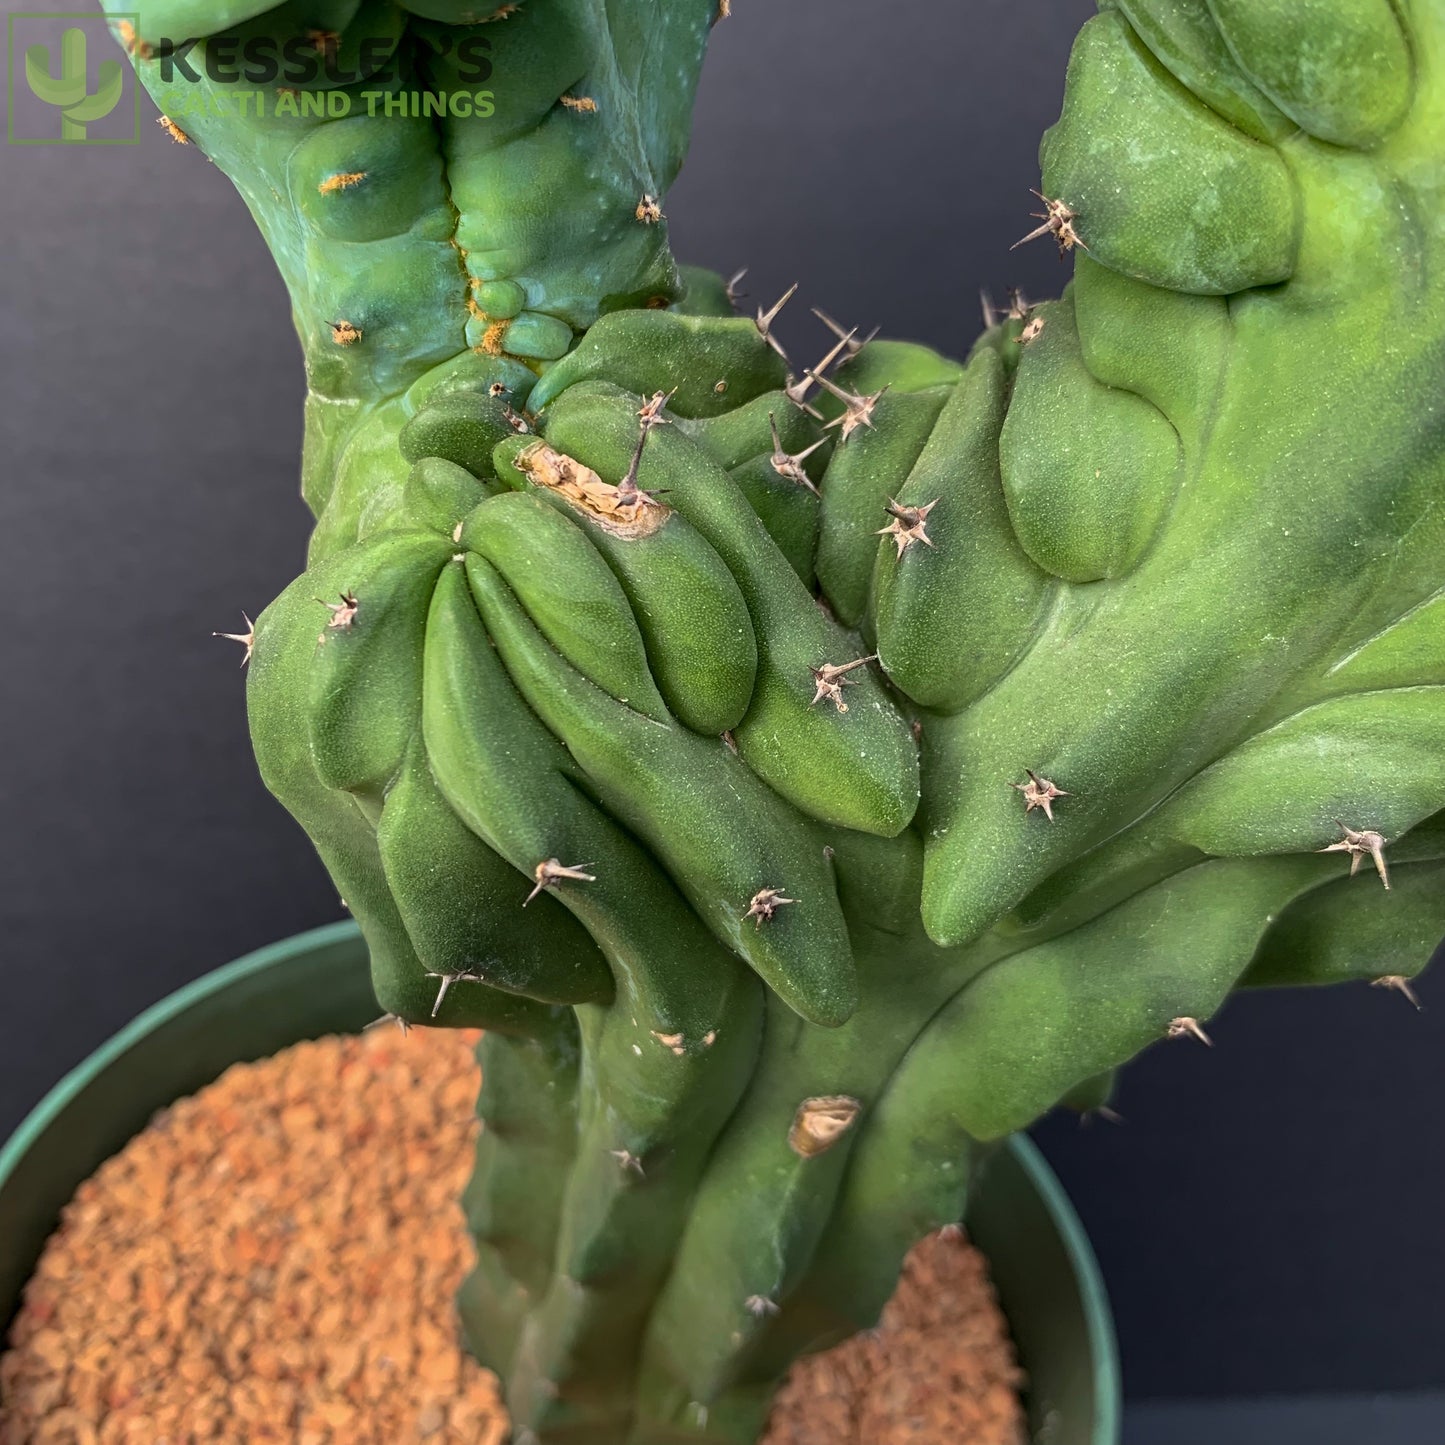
108, 1, 1445, 1440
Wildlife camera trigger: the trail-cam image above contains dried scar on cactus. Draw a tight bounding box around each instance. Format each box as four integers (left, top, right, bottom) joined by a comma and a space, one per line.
515, 440, 671, 538
789, 1095, 862, 1158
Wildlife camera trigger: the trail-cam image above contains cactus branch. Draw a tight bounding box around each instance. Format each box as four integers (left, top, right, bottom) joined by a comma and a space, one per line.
102, 1, 1445, 1439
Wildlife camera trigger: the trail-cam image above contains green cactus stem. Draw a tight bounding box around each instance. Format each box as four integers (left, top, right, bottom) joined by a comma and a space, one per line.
107, 1, 1445, 1441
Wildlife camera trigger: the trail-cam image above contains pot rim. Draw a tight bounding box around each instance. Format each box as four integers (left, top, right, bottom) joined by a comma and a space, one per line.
0, 921, 362, 1187
1, 920, 1121, 1442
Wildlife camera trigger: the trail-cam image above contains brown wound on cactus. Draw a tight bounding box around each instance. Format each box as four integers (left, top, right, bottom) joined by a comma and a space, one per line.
788, 1096, 862, 1159
514, 440, 670, 538
317, 170, 366, 195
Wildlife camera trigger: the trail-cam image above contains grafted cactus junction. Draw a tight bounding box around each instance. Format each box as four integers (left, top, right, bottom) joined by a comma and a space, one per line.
108, 1, 1445, 1440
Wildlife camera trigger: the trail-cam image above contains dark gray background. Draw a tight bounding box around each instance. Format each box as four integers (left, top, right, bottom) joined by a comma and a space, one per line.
2, 0, 1441, 1409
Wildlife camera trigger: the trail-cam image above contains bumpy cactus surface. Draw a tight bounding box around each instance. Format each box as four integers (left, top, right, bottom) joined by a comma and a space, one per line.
108, 1, 1445, 1440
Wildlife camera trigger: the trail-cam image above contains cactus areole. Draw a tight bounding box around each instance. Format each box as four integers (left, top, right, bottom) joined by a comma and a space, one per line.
105, 1, 1445, 1439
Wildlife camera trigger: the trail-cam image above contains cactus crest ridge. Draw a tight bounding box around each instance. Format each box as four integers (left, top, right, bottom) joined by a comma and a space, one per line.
105, 0, 1445, 1438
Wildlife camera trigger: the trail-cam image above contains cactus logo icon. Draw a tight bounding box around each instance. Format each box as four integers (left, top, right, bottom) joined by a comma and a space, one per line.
7, 11, 140, 143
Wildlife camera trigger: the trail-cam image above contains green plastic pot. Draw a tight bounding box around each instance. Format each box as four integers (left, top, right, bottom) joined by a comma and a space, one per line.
0, 922, 1120, 1441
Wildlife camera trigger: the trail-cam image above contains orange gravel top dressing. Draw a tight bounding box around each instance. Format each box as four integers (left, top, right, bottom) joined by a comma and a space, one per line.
0, 1028, 1024, 1445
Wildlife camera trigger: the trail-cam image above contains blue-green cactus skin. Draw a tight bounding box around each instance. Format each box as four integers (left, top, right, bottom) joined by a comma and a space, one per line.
107, 1, 1445, 1440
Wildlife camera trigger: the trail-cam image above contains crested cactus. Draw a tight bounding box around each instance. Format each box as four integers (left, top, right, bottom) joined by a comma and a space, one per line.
107, 0, 1445, 1440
